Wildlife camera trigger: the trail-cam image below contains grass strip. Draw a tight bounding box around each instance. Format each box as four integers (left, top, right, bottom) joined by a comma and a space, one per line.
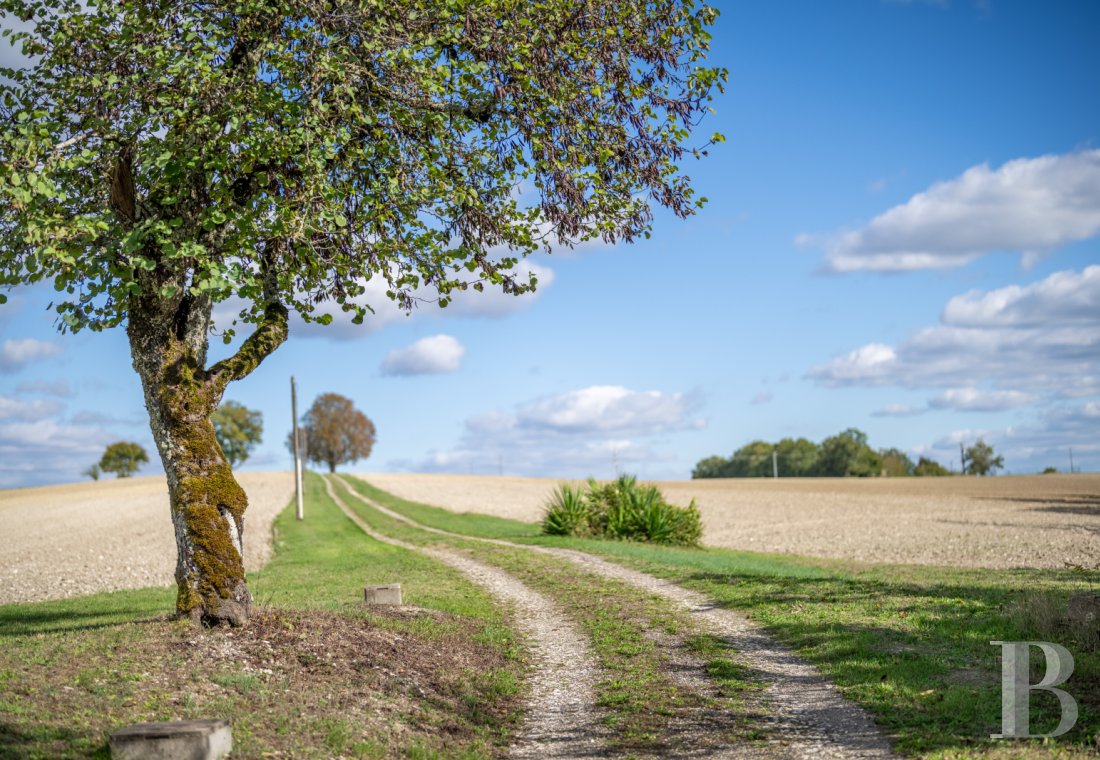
348, 475, 1100, 759
337, 476, 770, 755
0, 472, 525, 760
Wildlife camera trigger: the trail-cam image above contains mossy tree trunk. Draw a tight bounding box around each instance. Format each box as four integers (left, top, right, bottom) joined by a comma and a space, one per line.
128, 288, 287, 627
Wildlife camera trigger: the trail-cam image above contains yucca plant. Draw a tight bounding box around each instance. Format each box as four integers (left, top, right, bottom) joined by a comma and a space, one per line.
541, 474, 703, 546
541, 484, 591, 537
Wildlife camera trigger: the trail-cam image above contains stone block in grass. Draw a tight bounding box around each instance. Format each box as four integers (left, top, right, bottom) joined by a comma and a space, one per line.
109, 718, 231, 759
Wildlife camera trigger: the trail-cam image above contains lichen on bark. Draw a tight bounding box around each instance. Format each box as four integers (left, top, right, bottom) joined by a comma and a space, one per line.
129, 292, 288, 627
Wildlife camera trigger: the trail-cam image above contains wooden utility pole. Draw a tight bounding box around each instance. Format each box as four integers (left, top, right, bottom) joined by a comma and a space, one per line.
291, 376, 304, 521
959, 442, 967, 476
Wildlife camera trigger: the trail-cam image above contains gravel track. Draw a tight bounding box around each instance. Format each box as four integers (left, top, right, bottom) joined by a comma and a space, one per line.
342, 476, 897, 759
359, 472, 1100, 569
0, 472, 293, 604
324, 476, 609, 759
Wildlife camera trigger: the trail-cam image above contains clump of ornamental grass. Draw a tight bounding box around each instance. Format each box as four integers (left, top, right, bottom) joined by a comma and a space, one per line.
542, 474, 703, 546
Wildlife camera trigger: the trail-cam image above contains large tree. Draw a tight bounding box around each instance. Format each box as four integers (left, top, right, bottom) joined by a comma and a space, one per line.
964, 439, 1004, 477
0, 0, 724, 625
292, 392, 376, 473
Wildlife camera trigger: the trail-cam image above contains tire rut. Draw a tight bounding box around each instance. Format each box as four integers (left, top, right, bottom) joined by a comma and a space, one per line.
321, 476, 609, 758
334, 476, 898, 759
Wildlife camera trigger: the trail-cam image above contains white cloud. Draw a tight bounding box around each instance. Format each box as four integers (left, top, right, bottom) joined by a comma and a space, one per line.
0, 419, 142, 487
809, 265, 1100, 399
871, 403, 923, 418
929, 388, 1035, 412
394, 385, 703, 478
808, 151, 1100, 272
0, 395, 63, 421
381, 334, 465, 377
924, 401, 1100, 473
516, 385, 700, 436
0, 338, 62, 372
15, 379, 72, 397
212, 261, 557, 342
750, 391, 773, 405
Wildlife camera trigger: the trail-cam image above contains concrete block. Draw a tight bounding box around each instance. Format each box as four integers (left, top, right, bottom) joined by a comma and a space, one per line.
364, 583, 402, 605
110, 719, 231, 760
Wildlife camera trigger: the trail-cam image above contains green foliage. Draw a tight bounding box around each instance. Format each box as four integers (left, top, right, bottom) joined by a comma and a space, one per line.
817, 428, 880, 477
694, 429, 886, 478
1042, 466, 1058, 474
0, 0, 725, 336
212, 400, 263, 467
82, 463, 100, 481
97, 441, 148, 478
541, 475, 702, 546
690, 455, 730, 479
913, 456, 951, 477
877, 447, 914, 477
963, 439, 1004, 476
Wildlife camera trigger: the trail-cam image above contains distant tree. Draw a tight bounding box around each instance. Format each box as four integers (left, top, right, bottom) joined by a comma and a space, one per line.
913, 457, 951, 477
83, 464, 101, 481
1041, 466, 1058, 475
879, 448, 915, 477
692, 455, 732, 479
775, 437, 820, 477
292, 394, 376, 473
98, 442, 149, 479
964, 440, 1004, 476
212, 401, 264, 468
727, 440, 774, 477
817, 428, 881, 477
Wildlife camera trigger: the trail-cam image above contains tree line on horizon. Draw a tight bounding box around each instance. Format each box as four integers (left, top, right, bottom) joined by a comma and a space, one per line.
693, 428, 1004, 479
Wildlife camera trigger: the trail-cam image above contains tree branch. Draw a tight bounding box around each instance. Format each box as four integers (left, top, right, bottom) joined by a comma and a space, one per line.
206, 301, 288, 395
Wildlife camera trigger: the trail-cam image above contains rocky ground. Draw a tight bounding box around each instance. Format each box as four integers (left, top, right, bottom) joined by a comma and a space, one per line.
0, 472, 293, 604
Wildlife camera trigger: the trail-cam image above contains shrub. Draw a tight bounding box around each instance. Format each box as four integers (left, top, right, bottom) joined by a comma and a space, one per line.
541, 474, 702, 546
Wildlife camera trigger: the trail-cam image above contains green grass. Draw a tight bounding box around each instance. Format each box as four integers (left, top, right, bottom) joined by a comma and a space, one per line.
334, 475, 769, 754
347, 475, 1100, 758
0, 472, 525, 760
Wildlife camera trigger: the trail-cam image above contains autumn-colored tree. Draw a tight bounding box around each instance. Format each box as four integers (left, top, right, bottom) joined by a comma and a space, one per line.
0, 0, 723, 625
212, 401, 263, 467
98, 442, 149, 478
291, 393, 376, 473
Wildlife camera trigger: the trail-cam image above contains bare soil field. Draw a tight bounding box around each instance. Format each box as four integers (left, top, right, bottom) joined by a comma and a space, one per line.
358, 472, 1100, 570
0, 472, 293, 604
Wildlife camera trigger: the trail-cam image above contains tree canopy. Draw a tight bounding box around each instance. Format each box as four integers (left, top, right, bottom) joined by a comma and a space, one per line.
292, 392, 376, 473
963, 439, 1004, 476
98, 441, 149, 478
0, 0, 724, 625
0, 0, 725, 333
212, 400, 264, 467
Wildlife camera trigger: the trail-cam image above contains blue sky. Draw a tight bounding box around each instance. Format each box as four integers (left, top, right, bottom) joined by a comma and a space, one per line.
2, 0, 1099, 487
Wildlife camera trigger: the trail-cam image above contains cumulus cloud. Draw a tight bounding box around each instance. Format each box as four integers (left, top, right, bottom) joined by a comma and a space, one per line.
0, 395, 63, 422
213, 261, 555, 342
929, 388, 1035, 412
806, 151, 1100, 272
0, 419, 137, 487
923, 401, 1100, 473
809, 265, 1100, 399
516, 385, 701, 436
871, 404, 923, 418
15, 379, 72, 397
0, 338, 62, 372
381, 334, 465, 377
395, 385, 704, 478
